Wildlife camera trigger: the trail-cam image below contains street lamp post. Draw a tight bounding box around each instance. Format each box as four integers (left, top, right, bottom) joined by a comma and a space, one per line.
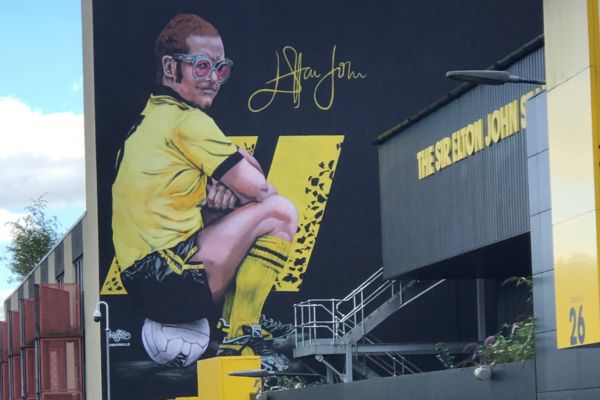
93, 301, 111, 400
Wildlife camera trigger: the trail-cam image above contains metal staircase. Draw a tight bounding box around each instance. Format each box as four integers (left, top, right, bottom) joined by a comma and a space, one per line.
293, 268, 447, 382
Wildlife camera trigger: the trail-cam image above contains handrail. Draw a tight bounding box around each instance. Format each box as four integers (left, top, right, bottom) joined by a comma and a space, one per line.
295, 268, 401, 345
293, 267, 444, 378
341, 268, 384, 302
341, 313, 421, 373
333, 315, 422, 375
361, 334, 422, 374
337, 280, 397, 325
296, 298, 341, 305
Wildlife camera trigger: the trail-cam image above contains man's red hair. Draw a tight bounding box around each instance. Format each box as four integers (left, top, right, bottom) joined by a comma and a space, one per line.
155, 14, 220, 83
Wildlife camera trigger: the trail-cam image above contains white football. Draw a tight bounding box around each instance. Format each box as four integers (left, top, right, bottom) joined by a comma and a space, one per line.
141, 318, 210, 368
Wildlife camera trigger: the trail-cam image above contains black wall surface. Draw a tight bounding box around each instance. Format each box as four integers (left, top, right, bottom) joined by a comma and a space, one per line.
91, 1, 543, 398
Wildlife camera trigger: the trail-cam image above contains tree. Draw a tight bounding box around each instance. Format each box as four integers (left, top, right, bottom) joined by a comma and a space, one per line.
4, 196, 61, 281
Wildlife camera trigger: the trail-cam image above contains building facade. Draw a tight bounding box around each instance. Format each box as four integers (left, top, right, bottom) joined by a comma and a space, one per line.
6, 1, 600, 400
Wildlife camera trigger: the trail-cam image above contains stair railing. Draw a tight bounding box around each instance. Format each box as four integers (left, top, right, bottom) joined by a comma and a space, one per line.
293, 268, 444, 378
335, 268, 401, 337
294, 268, 395, 346
294, 299, 339, 347
333, 311, 423, 376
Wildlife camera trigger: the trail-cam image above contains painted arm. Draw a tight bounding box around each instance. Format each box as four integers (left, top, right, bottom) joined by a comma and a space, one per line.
218, 149, 276, 204
238, 147, 264, 175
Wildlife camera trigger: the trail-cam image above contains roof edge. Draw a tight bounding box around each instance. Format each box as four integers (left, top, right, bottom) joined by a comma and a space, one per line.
373, 34, 544, 145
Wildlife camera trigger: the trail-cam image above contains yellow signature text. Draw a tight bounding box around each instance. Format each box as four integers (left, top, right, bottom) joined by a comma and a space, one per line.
248, 45, 367, 112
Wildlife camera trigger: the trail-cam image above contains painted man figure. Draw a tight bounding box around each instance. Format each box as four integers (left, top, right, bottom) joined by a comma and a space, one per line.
111, 13, 297, 370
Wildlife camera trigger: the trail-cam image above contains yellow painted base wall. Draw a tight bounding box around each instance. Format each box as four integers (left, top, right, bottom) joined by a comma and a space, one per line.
197, 356, 261, 400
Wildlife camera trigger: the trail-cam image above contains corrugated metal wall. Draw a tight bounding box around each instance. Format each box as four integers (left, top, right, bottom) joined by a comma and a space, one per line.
379, 49, 544, 278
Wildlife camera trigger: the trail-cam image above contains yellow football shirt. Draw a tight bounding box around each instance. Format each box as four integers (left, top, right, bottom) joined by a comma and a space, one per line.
112, 92, 238, 270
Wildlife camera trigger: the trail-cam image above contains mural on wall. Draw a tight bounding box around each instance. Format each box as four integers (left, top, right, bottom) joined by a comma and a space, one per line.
91, 0, 543, 398
99, 13, 345, 374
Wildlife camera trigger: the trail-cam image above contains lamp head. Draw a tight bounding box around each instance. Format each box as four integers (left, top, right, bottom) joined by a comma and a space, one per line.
446, 70, 513, 85
446, 70, 545, 85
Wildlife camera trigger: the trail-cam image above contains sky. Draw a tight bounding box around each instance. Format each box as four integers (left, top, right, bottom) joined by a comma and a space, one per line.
0, 0, 85, 315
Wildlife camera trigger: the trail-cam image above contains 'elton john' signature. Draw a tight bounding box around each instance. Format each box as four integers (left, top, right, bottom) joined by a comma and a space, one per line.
248, 45, 367, 112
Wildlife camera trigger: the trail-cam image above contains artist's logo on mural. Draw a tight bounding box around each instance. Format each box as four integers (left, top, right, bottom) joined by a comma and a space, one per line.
108, 329, 132, 347
248, 45, 367, 112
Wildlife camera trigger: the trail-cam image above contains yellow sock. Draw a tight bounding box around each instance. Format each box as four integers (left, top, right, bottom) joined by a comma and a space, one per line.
226, 235, 291, 344
218, 287, 234, 335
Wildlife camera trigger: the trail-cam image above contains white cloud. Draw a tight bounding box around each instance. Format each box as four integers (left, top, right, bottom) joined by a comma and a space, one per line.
0, 209, 25, 242
0, 288, 17, 320
0, 97, 84, 209
0, 97, 83, 160
71, 76, 83, 93
0, 156, 85, 208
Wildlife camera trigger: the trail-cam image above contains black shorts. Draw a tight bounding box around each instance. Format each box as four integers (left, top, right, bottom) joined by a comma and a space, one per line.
120, 234, 215, 324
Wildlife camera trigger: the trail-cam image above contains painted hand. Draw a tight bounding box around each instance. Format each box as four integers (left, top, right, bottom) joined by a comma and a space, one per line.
203, 179, 238, 210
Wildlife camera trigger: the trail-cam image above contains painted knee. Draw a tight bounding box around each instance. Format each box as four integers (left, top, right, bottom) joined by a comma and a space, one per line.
261, 195, 298, 239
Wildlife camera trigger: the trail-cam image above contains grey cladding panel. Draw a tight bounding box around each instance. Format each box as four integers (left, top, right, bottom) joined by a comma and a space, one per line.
533, 269, 556, 334
531, 209, 553, 275
27, 278, 34, 299
539, 388, 600, 400
40, 259, 48, 283
380, 49, 544, 278
536, 330, 600, 393
71, 219, 83, 261
55, 242, 64, 277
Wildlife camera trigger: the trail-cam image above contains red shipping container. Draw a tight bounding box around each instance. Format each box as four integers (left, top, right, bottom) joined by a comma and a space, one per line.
38, 285, 81, 338
10, 311, 20, 355
25, 347, 36, 398
41, 394, 81, 400
12, 355, 22, 400
2, 362, 9, 400
0, 321, 8, 362
22, 299, 36, 347
40, 338, 82, 395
